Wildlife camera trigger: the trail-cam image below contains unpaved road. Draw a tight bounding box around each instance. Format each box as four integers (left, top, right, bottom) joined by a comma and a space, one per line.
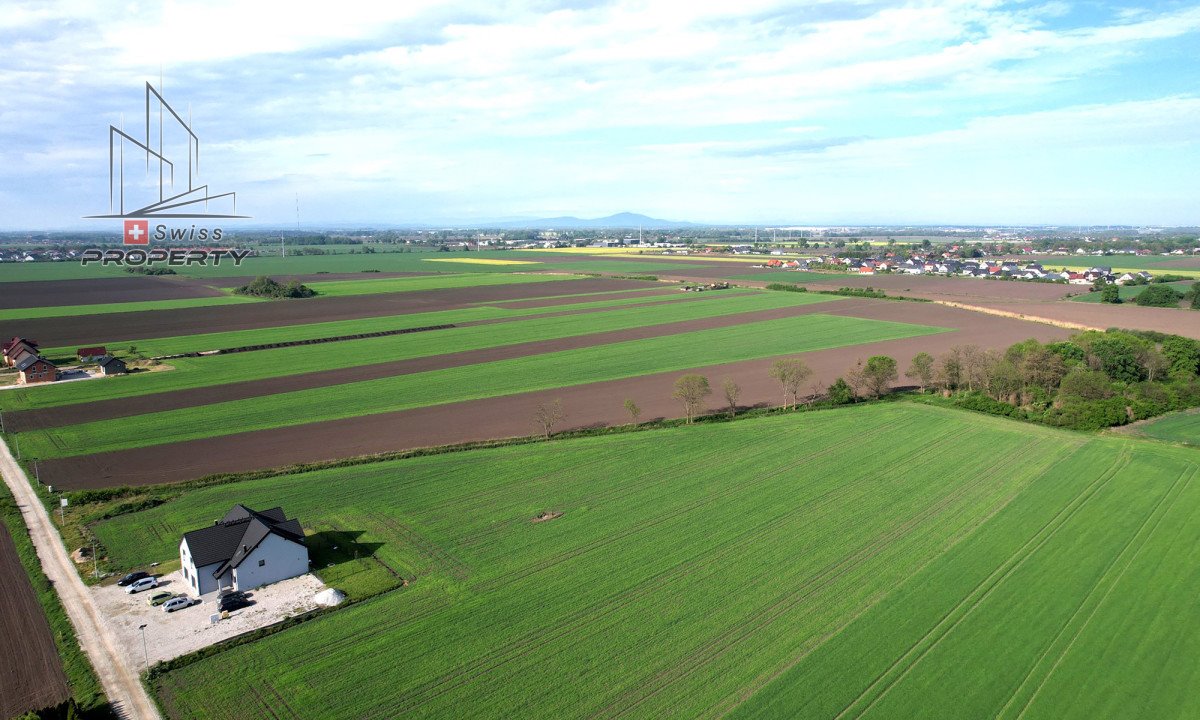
0, 438, 161, 720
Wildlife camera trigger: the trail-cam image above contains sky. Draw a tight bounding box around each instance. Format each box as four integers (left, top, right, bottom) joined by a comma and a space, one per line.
1, 0, 1198, 229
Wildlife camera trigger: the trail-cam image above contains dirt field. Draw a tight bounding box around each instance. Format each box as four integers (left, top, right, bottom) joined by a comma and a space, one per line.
0, 276, 227, 309
92, 570, 325, 671
967, 299, 1200, 339
36, 299, 1070, 489
7, 300, 836, 432
0, 523, 71, 718
0, 278, 658, 347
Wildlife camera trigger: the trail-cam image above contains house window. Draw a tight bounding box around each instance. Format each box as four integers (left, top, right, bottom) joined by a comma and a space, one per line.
183, 567, 188, 580
258, 559, 266, 567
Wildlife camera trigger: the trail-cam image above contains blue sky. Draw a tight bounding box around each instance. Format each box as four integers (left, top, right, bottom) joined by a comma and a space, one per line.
1, 0, 1198, 228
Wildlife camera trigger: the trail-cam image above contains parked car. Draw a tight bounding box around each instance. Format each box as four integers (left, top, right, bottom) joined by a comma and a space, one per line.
117, 571, 149, 587
125, 577, 158, 594
147, 591, 173, 607
163, 596, 197, 613
217, 593, 251, 612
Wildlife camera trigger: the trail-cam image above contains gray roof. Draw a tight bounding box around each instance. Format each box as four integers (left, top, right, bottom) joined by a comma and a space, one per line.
97, 354, 125, 369
182, 505, 304, 577
15, 354, 50, 372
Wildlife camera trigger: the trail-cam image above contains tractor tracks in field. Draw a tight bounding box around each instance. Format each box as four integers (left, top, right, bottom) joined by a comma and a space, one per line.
830, 446, 1135, 720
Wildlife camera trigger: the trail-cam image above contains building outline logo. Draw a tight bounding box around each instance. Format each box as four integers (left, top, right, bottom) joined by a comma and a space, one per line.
85, 81, 249, 223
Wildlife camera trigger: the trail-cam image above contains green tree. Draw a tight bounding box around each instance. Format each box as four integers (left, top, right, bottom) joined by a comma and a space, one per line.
827, 378, 854, 405
905, 352, 935, 391
1059, 369, 1114, 401
1161, 336, 1200, 376
1100, 285, 1121, 303
1135, 284, 1183, 307
862, 355, 898, 398
1089, 335, 1146, 383
672, 374, 711, 424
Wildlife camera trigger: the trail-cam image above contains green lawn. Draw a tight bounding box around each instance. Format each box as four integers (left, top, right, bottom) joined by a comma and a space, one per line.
4, 290, 818, 413
85, 403, 1200, 719
1068, 281, 1195, 303
23, 310, 940, 458
1120, 409, 1200, 447
298, 272, 578, 297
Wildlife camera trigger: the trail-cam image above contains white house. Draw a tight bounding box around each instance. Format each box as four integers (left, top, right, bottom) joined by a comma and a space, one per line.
179, 505, 309, 596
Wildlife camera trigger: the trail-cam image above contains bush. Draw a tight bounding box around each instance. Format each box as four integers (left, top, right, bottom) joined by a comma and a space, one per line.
1100, 285, 1121, 303
1134, 284, 1182, 307
234, 276, 316, 298
827, 378, 854, 405
765, 283, 808, 293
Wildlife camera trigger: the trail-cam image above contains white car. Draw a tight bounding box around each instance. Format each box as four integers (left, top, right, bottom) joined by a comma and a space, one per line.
125, 577, 158, 594
162, 596, 197, 613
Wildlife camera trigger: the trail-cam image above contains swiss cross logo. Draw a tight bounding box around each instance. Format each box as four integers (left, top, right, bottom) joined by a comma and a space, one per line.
124, 219, 149, 245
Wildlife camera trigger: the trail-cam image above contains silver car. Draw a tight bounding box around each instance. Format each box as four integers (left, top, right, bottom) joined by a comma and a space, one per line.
125, 577, 158, 594
163, 596, 197, 613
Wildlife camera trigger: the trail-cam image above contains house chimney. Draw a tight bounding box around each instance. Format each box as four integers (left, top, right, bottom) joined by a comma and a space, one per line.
242, 545, 248, 553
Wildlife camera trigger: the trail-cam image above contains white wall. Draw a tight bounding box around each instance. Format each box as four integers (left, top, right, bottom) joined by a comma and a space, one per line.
179, 539, 223, 596
231, 533, 308, 591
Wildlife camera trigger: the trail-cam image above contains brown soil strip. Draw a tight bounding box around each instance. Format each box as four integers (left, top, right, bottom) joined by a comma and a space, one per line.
7, 302, 838, 432
967, 300, 1200, 340
37, 300, 1072, 489
0, 278, 657, 348
0, 523, 71, 719
0, 275, 226, 309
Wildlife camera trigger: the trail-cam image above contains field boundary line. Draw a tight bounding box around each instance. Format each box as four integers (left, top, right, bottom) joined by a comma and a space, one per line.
1000, 461, 1199, 720
831, 445, 1133, 720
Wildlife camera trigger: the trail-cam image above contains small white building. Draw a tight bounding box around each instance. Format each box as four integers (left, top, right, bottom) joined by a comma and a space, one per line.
179, 505, 309, 596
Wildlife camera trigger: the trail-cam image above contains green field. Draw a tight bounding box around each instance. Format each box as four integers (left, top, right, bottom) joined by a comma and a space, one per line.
1070, 279, 1190, 302
3, 290, 818, 413
1120, 409, 1200, 447
88, 403, 1200, 719
273, 272, 577, 297
24, 310, 941, 458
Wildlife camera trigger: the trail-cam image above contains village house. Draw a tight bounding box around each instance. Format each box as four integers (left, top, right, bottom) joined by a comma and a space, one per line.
15, 354, 56, 384
77, 346, 108, 362
97, 355, 127, 375
179, 505, 309, 596
2, 337, 39, 367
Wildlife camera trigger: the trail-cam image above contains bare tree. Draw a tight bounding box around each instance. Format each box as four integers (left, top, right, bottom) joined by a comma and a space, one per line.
533, 399, 565, 440
845, 360, 867, 401
959, 345, 988, 392
809, 380, 823, 407
721, 377, 741, 418
769, 358, 813, 409
906, 352, 935, 391
623, 398, 642, 424
672, 374, 712, 424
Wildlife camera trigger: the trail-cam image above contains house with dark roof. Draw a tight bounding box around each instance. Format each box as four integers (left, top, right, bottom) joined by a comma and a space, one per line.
179, 505, 308, 595
16, 354, 56, 384
97, 355, 127, 376
3, 337, 39, 367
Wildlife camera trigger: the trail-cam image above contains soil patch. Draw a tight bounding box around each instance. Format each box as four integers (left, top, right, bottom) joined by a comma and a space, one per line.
532, 511, 563, 523
0, 523, 71, 718
0, 275, 226, 309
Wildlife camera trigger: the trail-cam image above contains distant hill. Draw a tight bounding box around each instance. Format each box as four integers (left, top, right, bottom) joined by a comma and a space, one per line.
487, 212, 694, 229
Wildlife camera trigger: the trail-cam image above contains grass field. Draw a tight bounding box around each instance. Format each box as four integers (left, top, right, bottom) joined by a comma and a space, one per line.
23, 310, 941, 457
1068, 280, 1195, 303
1119, 409, 1200, 447
297, 272, 577, 297
4, 290, 814, 412
85, 403, 1200, 719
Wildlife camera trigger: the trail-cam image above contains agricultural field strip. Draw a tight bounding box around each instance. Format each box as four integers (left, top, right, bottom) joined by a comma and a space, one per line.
830, 446, 1134, 719
0, 293, 261, 321
6, 289, 791, 413
1122, 409, 1200, 446
32, 285, 686, 359
592, 432, 1058, 720
7, 292, 816, 427
257, 272, 579, 297
1068, 280, 1195, 303
994, 461, 1198, 719
105, 408, 1099, 715
28, 312, 943, 458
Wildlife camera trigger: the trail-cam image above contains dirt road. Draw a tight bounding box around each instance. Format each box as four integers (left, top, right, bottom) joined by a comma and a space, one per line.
0, 438, 161, 720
